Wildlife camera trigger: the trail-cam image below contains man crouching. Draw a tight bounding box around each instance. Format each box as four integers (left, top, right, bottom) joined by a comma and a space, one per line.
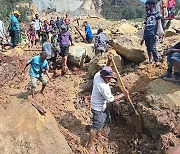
23, 52, 51, 97
87, 55, 128, 153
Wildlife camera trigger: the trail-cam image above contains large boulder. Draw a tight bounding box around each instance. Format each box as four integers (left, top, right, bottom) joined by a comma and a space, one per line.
168, 19, 180, 33
165, 29, 177, 37
88, 50, 123, 77
118, 23, 137, 35
145, 79, 180, 108
0, 102, 72, 154
68, 43, 94, 67
109, 35, 147, 63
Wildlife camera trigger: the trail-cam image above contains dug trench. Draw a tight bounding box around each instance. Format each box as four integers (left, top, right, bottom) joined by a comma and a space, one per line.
0, 48, 179, 154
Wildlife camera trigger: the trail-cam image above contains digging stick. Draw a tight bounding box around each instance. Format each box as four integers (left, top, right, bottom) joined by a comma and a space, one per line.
75, 26, 88, 43
111, 58, 142, 133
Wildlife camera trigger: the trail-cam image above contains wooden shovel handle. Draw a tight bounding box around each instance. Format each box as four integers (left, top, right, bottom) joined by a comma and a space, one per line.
112, 58, 139, 115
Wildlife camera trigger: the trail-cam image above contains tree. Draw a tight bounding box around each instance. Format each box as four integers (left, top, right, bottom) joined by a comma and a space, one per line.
101, 0, 145, 20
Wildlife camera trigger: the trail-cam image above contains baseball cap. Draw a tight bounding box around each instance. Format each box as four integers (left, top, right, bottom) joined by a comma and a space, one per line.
100, 66, 114, 78
14, 10, 20, 16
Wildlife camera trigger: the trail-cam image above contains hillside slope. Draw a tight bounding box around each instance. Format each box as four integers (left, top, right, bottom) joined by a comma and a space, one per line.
101, 0, 145, 20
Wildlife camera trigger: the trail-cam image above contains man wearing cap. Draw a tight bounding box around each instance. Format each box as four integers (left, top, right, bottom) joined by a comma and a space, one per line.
87, 56, 128, 153
10, 10, 20, 48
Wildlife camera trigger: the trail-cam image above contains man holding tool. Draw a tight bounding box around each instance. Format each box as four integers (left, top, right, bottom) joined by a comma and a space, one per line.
87, 55, 129, 154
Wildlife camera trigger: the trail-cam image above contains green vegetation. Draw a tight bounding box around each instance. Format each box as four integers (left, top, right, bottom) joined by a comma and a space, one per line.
0, 0, 32, 23
101, 0, 180, 20
101, 0, 145, 20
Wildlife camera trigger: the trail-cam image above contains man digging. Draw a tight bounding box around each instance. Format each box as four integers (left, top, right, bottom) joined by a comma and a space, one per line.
87, 55, 129, 154
23, 52, 51, 97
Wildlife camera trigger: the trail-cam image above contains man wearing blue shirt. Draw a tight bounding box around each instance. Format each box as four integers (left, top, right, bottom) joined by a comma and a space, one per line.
23, 52, 51, 97
83, 21, 93, 43
55, 17, 63, 30
10, 10, 20, 48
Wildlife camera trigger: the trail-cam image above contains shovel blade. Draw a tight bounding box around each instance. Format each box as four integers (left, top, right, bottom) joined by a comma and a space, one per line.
134, 114, 142, 134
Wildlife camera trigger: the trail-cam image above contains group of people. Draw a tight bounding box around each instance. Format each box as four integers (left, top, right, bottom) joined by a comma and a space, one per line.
27, 13, 71, 47
0, 3, 179, 153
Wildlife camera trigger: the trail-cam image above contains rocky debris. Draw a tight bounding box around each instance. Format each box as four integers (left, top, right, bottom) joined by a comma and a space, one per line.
165, 29, 177, 37
117, 23, 138, 35
0, 102, 72, 154
145, 79, 180, 107
168, 19, 180, 33
0, 53, 26, 85
109, 35, 147, 63
68, 43, 94, 67
138, 80, 180, 152
88, 50, 123, 77
3, 47, 25, 56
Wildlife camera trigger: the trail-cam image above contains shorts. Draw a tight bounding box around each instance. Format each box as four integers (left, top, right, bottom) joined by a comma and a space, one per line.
91, 109, 111, 131
30, 76, 47, 89
171, 52, 180, 63
60, 45, 69, 57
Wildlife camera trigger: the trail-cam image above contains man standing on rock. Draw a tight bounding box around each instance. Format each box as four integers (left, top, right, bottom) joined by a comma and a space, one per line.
94, 28, 109, 56
141, 0, 161, 66
87, 55, 128, 153
23, 52, 51, 97
83, 21, 93, 44
10, 10, 20, 48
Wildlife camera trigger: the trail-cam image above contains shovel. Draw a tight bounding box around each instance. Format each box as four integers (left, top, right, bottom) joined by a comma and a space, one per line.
111, 58, 142, 134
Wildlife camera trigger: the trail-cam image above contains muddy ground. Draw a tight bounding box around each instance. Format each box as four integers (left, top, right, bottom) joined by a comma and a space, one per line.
0, 43, 179, 154
0, 17, 180, 153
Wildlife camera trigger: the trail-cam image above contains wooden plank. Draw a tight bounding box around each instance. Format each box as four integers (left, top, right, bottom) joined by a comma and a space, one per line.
30, 102, 46, 115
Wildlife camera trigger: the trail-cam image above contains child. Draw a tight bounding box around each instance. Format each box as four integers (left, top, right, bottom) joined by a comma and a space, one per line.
28, 24, 36, 47
141, 0, 161, 66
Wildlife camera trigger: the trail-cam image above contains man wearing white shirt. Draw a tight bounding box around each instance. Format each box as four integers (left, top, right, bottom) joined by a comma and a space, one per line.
0, 19, 6, 42
87, 56, 128, 153
32, 14, 42, 41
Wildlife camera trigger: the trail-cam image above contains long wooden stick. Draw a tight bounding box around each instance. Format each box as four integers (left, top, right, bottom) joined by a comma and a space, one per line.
112, 58, 139, 115
75, 26, 88, 43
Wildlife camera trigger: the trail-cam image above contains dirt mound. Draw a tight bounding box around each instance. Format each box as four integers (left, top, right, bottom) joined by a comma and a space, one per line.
0, 102, 72, 154
0, 53, 26, 86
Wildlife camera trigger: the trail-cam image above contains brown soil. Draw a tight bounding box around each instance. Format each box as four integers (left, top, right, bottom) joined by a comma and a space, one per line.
1, 18, 180, 154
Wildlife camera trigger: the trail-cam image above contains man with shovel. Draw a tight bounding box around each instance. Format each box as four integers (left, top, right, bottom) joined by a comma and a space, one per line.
87, 55, 129, 154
